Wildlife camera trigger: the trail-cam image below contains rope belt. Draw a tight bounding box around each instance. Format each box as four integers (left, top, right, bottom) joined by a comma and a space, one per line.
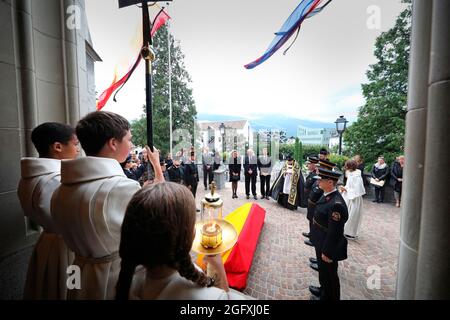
313, 218, 328, 232
75, 251, 119, 264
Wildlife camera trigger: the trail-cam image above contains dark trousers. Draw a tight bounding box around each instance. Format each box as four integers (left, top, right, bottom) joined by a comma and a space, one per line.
203, 167, 214, 188
245, 174, 257, 196
260, 175, 271, 197
315, 247, 340, 300
375, 186, 385, 202
190, 183, 198, 198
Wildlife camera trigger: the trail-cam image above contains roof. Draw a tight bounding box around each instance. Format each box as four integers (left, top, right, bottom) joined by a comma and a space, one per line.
198, 120, 248, 130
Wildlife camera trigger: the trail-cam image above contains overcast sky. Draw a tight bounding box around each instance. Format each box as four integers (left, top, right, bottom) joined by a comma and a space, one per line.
85, 0, 407, 124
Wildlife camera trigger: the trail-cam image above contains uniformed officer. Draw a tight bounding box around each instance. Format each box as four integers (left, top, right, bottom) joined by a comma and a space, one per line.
309, 161, 348, 300
302, 157, 322, 270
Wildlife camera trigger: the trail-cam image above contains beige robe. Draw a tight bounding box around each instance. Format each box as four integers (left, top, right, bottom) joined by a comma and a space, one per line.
51, 157, 140, 300
18, 158, 74, 299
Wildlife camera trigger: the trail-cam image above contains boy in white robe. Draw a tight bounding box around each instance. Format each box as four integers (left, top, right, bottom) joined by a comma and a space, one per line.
18, 122, 80, 299
51, 111, 163, 300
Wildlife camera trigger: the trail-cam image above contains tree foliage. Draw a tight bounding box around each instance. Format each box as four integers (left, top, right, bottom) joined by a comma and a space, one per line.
131, 25, 197, 155
344, 2, 411, 167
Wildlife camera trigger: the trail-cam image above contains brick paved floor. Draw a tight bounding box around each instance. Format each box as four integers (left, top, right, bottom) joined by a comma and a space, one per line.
195, 181, 400, 300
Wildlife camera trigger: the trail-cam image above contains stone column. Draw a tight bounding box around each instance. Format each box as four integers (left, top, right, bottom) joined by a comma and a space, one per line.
396, 0, 432, 299
415, 0, 450, 299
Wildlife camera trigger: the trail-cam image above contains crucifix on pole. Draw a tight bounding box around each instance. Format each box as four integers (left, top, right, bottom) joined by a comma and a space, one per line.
118, 0, 172, 151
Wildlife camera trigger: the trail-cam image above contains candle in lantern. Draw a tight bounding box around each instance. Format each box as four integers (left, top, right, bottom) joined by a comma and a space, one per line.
200, 221, 223, 249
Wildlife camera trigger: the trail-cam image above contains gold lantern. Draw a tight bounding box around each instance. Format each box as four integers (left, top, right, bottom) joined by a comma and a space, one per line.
200, 182, 224, 249
191, 182, 238, 256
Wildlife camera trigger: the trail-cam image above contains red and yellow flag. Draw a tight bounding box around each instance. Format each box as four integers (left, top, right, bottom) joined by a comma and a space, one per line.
96, 9, 171, 111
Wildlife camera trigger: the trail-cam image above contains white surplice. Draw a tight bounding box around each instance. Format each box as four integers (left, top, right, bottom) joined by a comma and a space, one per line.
18, 158, 74, 299
51, 157, 140, 300
342, 169, 366, 237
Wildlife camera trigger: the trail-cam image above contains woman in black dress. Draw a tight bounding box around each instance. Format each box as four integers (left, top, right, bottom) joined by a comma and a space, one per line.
228, 150, 242, 199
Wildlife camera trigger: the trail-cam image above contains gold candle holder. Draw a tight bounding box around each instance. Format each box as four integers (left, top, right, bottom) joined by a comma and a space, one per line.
201, 221, 223, 249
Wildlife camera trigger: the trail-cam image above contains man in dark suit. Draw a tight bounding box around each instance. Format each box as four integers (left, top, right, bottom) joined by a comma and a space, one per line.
184, 151, 199, 198
244, 149, 258, 200
309, 162, 348, 300
257, 147, 272, 199
202, 147, 214, 190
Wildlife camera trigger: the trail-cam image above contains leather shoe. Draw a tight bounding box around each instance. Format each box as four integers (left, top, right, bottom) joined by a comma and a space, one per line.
309, 285, 321, 297
302, 232, 310, 238
309, 257, 317, 264
246, 195, 250, 199
253, 195, 258, 200
304, 239, 314, 247
310, 262, 319, 272
265, 196, 270, 200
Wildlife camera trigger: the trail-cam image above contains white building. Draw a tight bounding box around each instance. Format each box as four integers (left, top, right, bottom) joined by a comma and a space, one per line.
297, 125, 336, 146
198, 120, 253, 154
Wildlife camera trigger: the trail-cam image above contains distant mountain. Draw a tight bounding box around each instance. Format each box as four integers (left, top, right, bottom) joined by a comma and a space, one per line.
196, 113, 335, 137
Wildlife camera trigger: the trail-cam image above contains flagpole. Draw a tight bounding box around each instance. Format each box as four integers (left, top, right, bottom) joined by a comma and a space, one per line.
141, 0, 154, 150
168, 19, 173, 157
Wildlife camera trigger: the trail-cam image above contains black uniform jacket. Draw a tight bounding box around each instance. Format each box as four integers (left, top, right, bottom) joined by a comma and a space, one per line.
310, 190, 348, 261
307, 179, 323, 221
184, 162, 199, 186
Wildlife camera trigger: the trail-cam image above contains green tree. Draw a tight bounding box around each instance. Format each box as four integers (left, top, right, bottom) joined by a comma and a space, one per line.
131, 25, 197, 155
344, 1, 411, 167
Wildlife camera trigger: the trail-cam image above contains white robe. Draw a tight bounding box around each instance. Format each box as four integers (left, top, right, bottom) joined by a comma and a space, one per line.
129, 268, 252, 300
342, 169, 366, 237
17, 158, 74, 299
51, 157, 140, 300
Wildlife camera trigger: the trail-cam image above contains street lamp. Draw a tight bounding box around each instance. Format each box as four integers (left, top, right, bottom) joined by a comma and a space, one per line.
219, 122, 226, 162
335, 115, 348, 155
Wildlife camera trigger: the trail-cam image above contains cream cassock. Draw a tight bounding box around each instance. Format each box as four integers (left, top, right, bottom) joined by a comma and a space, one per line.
51, 157, 140, 299
342, 169, 366, 238
18, 158, 74, 299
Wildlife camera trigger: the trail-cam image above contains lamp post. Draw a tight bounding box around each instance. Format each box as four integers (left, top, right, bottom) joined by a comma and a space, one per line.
219, 122, 226, 163
335, 115, 348, 155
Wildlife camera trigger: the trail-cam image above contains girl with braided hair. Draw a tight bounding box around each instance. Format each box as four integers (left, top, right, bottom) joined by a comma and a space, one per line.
116, 182, 249, 300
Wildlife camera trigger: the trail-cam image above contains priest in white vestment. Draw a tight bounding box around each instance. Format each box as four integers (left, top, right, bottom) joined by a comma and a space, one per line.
340, 160, 366, 239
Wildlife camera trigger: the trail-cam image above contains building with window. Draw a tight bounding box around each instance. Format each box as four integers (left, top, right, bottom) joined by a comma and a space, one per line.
297, 125, 336, 146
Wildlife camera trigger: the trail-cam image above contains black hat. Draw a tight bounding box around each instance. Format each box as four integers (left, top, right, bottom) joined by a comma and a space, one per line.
286, 154, 294, 161
319, 148, 329, 155
306, 156, 319, 164
318, 159, 336, 170
317, 167, 342, 181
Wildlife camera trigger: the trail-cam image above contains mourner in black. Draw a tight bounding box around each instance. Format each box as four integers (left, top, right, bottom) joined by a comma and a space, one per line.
258, 148, 272, 200
371, 156, 389, 203
229, 150, 242, 199
269, 154, 306, 210
121, 155, 138, 181
184, 152, 199, 198
202, 148, 214, 190
309, 165, 348, 301
391, 155, 404, 207
244, 149, 258, 200
167, 157, 184, 184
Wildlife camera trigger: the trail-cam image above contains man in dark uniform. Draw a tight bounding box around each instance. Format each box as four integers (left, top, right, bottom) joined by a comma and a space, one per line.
184, 151, 199, 198
167, 156, 184, 184
302, 157, 322, 267
309, 161, 348, 300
